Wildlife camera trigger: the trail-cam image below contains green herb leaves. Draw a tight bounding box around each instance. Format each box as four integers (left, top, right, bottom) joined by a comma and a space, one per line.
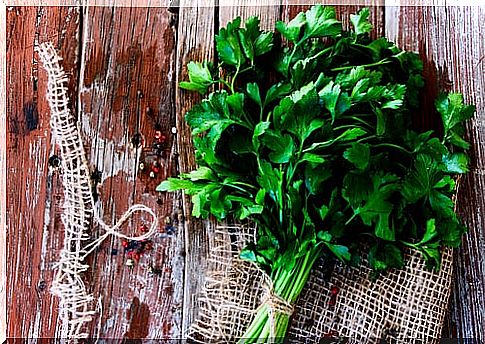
216, 16, 274, 68
160, 6, 474, 276
276, 5, 341, 43
436, 93, 476, 149
350, 8, 373, 35
179, 61, 214, 94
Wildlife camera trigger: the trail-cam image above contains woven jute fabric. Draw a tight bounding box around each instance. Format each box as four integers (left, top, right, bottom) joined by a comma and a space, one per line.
187, 225, 267, 343
187, 225, 453, 343
288, 247, 453, 343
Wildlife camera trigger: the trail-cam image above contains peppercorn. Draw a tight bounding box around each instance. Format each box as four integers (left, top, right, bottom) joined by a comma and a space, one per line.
38, 280, 47, 291
330, 286, 339, 295
131, 133, 143, 147
165, 225, 176, 235
48, 155, 61, 168
148, 265, 163, 275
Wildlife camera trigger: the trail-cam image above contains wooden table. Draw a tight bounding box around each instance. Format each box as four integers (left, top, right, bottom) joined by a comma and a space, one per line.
5, 1, 485, 340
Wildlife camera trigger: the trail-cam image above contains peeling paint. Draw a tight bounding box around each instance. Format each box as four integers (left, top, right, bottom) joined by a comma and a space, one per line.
89, 136, 141, 184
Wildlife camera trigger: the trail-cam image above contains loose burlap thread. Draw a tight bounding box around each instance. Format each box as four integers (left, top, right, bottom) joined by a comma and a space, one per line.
187, 225, 454, 344
38, 42, 158, 339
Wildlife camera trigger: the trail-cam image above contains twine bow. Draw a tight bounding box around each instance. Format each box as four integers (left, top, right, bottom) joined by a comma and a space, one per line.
81, 204, 159, 260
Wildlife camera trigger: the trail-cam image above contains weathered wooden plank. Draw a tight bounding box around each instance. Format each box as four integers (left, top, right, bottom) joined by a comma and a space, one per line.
385, 4, 485, 340
219, 2, 281, 30
77, 6, 180, 339
6, 6, 80, 338
1, 3, 8, 343
174, 0, 216, 335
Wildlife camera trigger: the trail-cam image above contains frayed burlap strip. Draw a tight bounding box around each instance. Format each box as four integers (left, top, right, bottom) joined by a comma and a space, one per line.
38, 42, 158, 339
187, 225, 453, 343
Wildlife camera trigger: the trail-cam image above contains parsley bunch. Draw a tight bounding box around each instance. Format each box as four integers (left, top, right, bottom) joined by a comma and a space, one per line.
158, 6, 474, 341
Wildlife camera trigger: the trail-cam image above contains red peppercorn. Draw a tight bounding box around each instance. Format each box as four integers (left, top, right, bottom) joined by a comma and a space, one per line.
139, 224, 148, 233
330, 286, 339, 295
152, 164, 160, 173
127, 251, 134, 258
122, 240, 129, 248
158, 135, 166, 143
133, 252, 140, 261
155, 130, 162, 139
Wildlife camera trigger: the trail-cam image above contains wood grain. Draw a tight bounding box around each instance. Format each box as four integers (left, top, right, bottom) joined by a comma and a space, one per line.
385, 5, 485, 340
1, 3, 8, 342
6, 6, 80, 338
77, 6, 180, 339
174, 0, 216, 334
7, 5, 184, 339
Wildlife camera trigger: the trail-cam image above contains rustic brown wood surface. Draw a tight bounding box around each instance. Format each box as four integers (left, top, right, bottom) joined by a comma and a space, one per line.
6, 3, 485, 340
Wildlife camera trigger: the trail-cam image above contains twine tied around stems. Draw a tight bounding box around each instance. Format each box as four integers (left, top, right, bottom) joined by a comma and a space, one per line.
259, 272, 295, 342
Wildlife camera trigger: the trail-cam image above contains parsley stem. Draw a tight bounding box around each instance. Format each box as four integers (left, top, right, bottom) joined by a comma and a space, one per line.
401, 241, 419, 249
232, 181, 258, 190
266, 110, 272, 122
373, 143, 412, 154
343, 116, 373, 129
240, 66, 253, 74
330, 58, 393, 72
357, 134, 377, 143
287, 39, 305, 73
224, 183, 252, 195
231, 65, 240, 93
286, 141, 305, 188
215, 79, 232, 90
334, 124, 366, 132
308, 45, 333, 62
345, 212, 359, 225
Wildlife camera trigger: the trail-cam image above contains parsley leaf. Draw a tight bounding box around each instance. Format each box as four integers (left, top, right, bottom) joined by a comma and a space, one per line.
350, 8, 373, 35
179, 61, 214, 94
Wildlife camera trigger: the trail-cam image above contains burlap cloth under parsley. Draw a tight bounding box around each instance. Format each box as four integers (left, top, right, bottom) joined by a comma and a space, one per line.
187, 225, 453, 344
